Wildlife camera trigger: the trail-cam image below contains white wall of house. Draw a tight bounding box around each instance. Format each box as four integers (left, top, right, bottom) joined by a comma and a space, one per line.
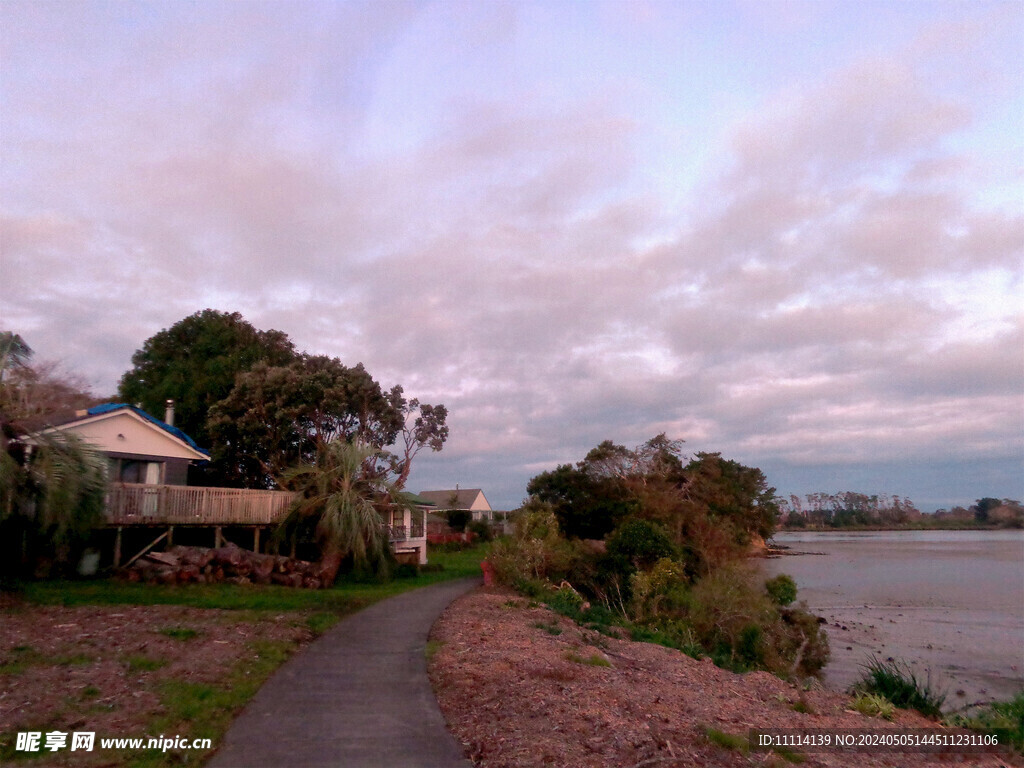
390, 506, 428, 565
54, 410, 207, 462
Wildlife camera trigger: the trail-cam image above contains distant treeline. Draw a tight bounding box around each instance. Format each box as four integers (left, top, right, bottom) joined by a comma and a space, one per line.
777, 493, 1023, 529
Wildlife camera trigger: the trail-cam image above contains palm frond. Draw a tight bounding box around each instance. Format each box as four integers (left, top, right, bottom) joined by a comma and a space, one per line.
276, 439, 404, 577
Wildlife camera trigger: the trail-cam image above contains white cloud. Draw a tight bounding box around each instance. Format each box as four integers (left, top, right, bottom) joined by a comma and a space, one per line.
1, 2, 1021, 508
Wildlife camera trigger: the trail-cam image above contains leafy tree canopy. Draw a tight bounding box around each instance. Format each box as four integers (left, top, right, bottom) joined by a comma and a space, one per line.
207, 355, 403, 488
683, 452, 778, 541
118, 310, 448, 490
527, 462, 636, 540
1, 332, 96, 450
526, 436, 779, 564
117, 309, 297, 448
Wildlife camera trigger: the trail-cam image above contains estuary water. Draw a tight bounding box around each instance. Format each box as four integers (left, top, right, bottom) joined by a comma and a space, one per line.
762, 530, 1024, 709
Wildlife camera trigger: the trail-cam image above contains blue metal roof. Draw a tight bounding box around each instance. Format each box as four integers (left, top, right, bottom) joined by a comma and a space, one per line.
86, 403, 210, 457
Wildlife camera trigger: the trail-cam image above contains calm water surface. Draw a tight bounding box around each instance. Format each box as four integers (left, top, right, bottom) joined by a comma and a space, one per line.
763, 530, 1024, 708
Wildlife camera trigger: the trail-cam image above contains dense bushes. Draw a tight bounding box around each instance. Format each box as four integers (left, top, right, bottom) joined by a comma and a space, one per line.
491, 507, 827, 677
490, 436, 829, 679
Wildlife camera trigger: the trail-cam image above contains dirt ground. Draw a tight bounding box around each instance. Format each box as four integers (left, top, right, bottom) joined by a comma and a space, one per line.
429, 587, 1021, 768
0, 595, 312, 766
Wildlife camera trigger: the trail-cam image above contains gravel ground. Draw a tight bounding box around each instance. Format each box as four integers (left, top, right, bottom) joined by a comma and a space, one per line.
429, 587, 1020, 768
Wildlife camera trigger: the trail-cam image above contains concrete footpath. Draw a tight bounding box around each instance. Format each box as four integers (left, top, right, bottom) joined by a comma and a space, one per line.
209, 578, 479, 768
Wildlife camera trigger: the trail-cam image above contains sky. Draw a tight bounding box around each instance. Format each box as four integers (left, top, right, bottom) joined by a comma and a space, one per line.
2, 0, 1022, 512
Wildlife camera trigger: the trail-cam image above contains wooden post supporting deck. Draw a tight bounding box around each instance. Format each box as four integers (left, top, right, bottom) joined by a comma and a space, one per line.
253, 527, 260, 553
214, 526, 223, 548
167, 525, 174, 547
123, 530, 168, 569
113, 526, 123, 567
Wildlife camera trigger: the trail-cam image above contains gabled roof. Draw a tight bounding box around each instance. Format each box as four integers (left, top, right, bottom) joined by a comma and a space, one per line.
86, 404, 207, 454
418, 488, 491, 510
32, 403, 209, 460
400, 492, 437, 507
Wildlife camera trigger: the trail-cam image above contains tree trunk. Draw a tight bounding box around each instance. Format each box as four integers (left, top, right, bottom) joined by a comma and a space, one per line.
316, 545, 344, 586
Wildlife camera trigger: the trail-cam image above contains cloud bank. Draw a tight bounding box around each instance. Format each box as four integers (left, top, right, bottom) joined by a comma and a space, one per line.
2, 1, 1021, 509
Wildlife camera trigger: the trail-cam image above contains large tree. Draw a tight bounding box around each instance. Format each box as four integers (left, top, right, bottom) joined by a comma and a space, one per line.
206, 355, 404, 488
117, 309, 296, 448
527, 463, 636, 540
526, 437, 780, 572
207, 359, 449, 490
681, 452, 779, 542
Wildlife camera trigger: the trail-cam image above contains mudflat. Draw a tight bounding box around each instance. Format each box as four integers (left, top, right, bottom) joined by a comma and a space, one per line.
763, 530, 1024, 708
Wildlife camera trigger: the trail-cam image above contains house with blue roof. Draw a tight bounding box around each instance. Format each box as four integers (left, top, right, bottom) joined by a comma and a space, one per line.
35, 402, 210, 485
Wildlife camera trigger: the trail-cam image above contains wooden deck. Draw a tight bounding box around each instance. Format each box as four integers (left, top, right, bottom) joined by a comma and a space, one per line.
106, 483, 297, 526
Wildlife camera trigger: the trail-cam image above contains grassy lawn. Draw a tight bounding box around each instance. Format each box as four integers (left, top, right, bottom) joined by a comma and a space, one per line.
23, 544, 488, 613
1, 545, 487, 767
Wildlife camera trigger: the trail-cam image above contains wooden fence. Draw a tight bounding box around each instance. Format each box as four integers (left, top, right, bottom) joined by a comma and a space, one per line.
106, 483, 297, 526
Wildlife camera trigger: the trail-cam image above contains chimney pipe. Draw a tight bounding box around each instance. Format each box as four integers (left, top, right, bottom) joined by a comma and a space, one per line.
164, 400, 175, 426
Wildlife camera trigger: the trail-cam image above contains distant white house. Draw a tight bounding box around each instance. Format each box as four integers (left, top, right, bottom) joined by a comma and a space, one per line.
418, 487, 494, 521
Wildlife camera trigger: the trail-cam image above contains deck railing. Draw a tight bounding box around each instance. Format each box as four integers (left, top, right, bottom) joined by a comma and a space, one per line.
386, 511, 427, 542
106, 483, 298, 526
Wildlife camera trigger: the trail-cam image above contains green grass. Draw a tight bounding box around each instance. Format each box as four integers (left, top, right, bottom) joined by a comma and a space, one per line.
425, 640, 445, 661
852, 656, 946, 718
565, 650, 611, 667
1, 647, 92, 675
534, 620, 563, 636
21, 545, 487, 613
703, 726, 748, 753
126, 654, 168, 673
791, 699, 815, 715
946, 691, 1024, 752
852, 692, 896, 720
158, 626, 200, 641
9, 545, 489, 768
772, 745, 807, 764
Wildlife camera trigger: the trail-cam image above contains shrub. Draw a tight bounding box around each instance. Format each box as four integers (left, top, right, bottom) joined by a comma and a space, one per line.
852, 657, 946, 718
444, 509, 472, 532
394, 563, 420, 579
685, 564, 828, 676
777, 606, 830, 676
606, 519, 677, 570
853, 693, 896, 720
488, 500, 567, 584
765, 574, 797, 606
467, 519, 493, 542
628, 557, 685, 622
946, 692, 1024, 752
548, 583, 586, 614
686, 565, 775, 669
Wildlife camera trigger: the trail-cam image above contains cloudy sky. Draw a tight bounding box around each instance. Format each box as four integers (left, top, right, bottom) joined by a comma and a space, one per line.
2, 0, 1022, 511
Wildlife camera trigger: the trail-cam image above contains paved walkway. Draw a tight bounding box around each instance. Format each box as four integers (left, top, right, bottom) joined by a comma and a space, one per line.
209, 578, 479, 768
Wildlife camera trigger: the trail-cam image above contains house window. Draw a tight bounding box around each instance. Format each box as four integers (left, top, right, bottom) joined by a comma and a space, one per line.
116, 460, 163, 484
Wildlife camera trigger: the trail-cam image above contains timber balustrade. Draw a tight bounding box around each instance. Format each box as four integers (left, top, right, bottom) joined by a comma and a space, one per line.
106, 483, 297, 525
105, 483, 431, 535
